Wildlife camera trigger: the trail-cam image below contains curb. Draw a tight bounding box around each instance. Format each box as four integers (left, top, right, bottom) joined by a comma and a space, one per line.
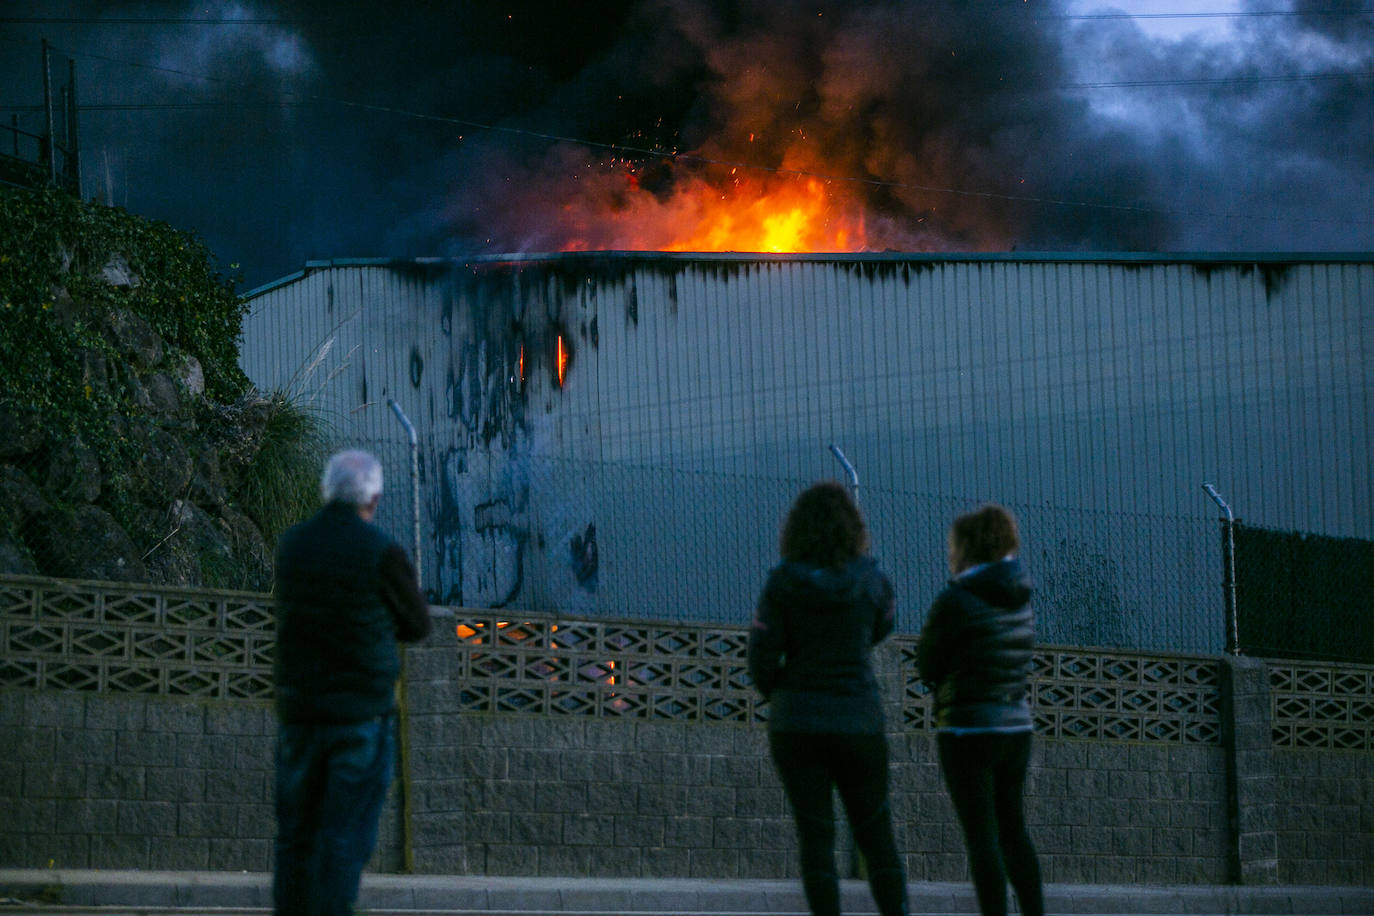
1, 871, 1372, 914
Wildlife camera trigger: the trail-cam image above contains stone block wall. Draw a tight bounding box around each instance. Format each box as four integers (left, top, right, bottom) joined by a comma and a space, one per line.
1274, 750, 1374, 886
0, 688, 402, 872
0, 690, 276, 870
403, 638, 792, 878
2, 575, 1372, 884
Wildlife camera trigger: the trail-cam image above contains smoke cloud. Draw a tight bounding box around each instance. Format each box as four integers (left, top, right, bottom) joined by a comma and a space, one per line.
2, 0, 1370, 287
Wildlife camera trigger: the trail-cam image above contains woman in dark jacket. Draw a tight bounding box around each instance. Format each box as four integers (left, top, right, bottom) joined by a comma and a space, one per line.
749, 481, 909, 916
917, 504, 1043, 916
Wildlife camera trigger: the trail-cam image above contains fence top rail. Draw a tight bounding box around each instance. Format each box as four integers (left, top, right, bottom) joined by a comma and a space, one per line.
0, 572, 275, 603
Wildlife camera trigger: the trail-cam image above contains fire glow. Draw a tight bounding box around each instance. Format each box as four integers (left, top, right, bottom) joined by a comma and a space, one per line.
560, 166, 871, 254
656, 175, 867, 253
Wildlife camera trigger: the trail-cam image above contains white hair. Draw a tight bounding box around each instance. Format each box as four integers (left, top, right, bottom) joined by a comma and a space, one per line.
321, 449, 383, 507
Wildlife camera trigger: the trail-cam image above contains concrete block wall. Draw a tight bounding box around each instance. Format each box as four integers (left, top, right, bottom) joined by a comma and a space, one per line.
0, 689, 402, 872
2, 594, 1371, 886
894, 736, 1229, 886
1274, 749, 1374, 886
406, 637, 1235, 884
403, 642, 793, 878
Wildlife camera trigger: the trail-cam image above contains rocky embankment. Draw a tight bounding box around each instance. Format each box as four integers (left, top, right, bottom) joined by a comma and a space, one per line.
0, 260, 282, 591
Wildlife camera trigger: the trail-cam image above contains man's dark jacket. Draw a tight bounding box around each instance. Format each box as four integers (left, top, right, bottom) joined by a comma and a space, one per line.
273, 501, 431, 724
748, 556, 896, 734
917, 558, 1035, 730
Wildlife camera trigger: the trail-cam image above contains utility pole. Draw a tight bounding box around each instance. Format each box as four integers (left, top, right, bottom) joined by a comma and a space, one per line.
41, 39, 57, 185
65, 57, 80, 196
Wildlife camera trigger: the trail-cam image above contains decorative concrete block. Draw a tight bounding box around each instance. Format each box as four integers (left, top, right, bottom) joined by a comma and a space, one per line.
23, 691, 86, 728
483, 843, 538, 875
89, 833, 149, 869
561, 812, 607, 846
412, 811, 465, 846
204, 769, 268, 805
466, 810, 510, 844
235, 803, 275, 838
174, 733, 239, 769
143, 699, 206, 734
688, 846, 738, 878
208, 837, 270, 871
584, 781, 639, 815
144, 766, 205, 803
711, 816, 760, 849
509, 811, 561, 846
83, 695, 147, 731
533, 779, 587, 814
613, 814, 664, 847
149, 836, 209, 869
12, 796, 55, 834
54, 727, 115, 763
635, 782, 687, 815
177, 802, 239, 838
116, 800, 177, 836
586, 845, 643, 877
116, 730, 178, 766
22, 761, 85, 798
663, 815, 712, 848
31, 831, 90, 869
55, 798, 117, 833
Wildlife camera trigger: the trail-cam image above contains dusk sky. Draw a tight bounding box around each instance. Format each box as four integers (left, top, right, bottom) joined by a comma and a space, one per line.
2, 1, 1371, 289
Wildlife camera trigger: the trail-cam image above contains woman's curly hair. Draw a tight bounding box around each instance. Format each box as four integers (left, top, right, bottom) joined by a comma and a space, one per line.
948, 503, 1020, 571
780, 480, 869, 568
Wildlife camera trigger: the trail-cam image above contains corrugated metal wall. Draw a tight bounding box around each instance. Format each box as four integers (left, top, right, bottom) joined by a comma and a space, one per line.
242, 254, 1373, 652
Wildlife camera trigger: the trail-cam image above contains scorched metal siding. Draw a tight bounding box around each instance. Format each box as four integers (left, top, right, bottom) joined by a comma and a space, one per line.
241, 253, 1373, 648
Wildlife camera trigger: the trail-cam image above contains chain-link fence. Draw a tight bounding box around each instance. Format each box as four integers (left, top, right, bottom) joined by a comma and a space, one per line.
4, 399, 1370, 662
1232, 522, 1374, 664
522, 456, 1226, 654
353, 442, 1229, 656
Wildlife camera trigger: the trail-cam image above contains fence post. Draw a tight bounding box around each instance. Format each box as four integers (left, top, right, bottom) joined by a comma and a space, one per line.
1220, 655, 1279, 884
388, 400, 421, 873
65, 57, 80, 197
41, 40, 57, 185
1203, 484, 1240, 655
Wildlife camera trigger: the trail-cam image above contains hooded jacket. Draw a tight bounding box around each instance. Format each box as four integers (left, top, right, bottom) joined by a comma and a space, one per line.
917, 558, 1035, 731
748, 556, 895, 734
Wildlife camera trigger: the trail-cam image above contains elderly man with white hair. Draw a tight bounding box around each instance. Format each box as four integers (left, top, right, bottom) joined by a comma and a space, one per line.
271, 449, 431, 916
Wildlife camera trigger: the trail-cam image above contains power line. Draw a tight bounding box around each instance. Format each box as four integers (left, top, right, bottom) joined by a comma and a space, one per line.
1064, 70, 1374, 89
4, 60, 1368, 115
0, 17, 300, 25
1, 35, 1369, 230
1048, 8, 1374, 20
4, 9, 1373, 25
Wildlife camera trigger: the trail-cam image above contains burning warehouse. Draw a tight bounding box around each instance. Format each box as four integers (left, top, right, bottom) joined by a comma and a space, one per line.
240, 253, 1373, 653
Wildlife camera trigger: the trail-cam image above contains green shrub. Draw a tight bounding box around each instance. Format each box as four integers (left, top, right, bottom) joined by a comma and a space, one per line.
0, 186, 250, 414
235, 391, 331, 543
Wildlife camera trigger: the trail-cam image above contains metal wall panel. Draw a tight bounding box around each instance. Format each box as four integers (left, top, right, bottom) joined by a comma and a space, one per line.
241, 255, 1373, 650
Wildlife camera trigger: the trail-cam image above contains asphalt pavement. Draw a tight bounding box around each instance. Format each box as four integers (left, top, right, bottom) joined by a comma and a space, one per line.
1, 870, 1372, 915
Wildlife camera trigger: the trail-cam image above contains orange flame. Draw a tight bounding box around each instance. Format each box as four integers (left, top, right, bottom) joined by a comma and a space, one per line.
561, 168, 870, 253
664, 177, 865, 253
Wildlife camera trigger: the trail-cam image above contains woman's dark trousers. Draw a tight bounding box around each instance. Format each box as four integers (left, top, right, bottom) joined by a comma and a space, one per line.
937, 731, 1044, 916
770, 731, 909, 916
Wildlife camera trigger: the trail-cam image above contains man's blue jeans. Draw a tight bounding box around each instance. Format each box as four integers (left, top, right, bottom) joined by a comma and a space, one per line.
273, 712, 395, 916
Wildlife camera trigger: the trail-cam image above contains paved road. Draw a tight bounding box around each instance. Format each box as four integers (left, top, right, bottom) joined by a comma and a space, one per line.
2, 870, 1372, 915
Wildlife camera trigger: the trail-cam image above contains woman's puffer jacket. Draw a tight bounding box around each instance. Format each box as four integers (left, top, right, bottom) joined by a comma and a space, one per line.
917, 558, 1035, 730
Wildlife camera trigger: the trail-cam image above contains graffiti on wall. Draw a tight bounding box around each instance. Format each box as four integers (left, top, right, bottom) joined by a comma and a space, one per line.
411, 262, 602, 610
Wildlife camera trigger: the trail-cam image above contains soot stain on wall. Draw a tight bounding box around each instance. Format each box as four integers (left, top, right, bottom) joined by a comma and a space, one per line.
410, 347, 423, 388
